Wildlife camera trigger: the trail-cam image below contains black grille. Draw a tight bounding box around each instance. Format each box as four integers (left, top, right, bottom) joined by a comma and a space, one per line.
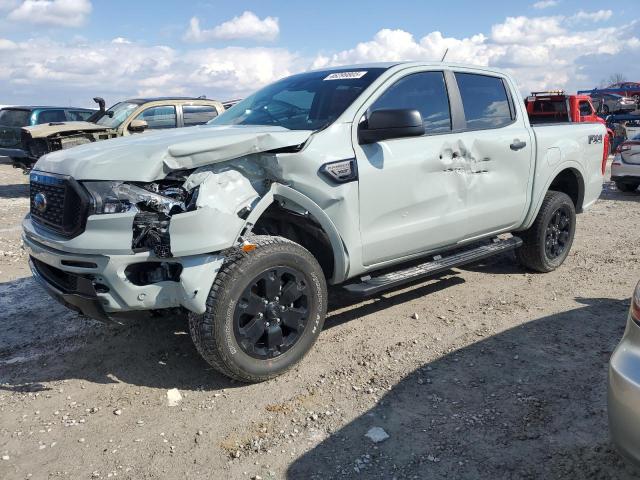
29, 171, 89, 238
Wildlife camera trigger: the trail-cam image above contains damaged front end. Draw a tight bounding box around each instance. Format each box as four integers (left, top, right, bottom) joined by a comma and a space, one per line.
81, 160, 269, 259
83, 176, 198, 258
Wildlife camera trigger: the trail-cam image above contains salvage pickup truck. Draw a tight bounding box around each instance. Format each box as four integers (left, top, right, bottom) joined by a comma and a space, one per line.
23, 62, 607, 382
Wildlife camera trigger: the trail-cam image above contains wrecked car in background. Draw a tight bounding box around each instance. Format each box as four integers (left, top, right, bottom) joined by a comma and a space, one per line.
23, 62, 606, 383
0, 105, 95, 167
11, 97, 225, 171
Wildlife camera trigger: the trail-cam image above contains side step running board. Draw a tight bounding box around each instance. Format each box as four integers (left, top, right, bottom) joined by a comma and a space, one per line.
343, 236, 523, 297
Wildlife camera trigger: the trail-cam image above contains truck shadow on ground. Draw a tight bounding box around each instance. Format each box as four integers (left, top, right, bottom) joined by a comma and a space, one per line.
288, 297, 640, 479
0, 274, 465, 393
600, 182, 640, 202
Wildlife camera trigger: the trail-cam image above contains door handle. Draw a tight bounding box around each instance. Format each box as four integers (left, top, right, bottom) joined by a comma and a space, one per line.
510, 140, 527, 151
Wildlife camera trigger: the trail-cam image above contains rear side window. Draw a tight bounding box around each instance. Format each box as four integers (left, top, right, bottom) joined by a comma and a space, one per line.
67, 110, 94, 121
36, 110, 66, 124
135, 105, 177, 129
370, 71, 451, 133
0, 109, 31, 127
183, 105, 218, 126
455, 73, 513, 129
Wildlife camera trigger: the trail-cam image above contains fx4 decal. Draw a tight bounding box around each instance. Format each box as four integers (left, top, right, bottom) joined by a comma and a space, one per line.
588, 134, 603, 144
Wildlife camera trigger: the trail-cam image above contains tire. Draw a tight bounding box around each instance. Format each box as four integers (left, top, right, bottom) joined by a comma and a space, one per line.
616, 181, 640, 193
516, 191, 576, 273
189, 235, 327, 383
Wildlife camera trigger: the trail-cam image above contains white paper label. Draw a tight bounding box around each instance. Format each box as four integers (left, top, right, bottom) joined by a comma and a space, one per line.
324, 71, 367, 81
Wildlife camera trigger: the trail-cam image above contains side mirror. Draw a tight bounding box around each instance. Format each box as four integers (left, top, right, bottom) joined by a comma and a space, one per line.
128, 119, 148, 133
358, 109, 424, 144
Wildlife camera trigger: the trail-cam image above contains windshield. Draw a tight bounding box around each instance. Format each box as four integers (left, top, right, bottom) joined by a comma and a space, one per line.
210, 68, 386, 130
95, 102, 139, 128
0, 109, 31, 127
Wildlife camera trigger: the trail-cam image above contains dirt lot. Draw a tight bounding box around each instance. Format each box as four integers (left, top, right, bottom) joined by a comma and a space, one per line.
1, 157, 639, 480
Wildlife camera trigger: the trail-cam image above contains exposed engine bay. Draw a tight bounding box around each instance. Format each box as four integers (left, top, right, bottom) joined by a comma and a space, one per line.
82, 160, 270, 259
23, 128, 117, 162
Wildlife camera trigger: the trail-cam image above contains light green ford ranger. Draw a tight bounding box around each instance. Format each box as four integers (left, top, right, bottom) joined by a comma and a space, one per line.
23, 62, 607, 382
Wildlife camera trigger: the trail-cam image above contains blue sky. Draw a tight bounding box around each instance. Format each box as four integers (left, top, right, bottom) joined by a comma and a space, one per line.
0, 0, 638, 106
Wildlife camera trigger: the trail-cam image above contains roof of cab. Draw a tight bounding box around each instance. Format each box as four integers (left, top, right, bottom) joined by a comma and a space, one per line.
0, 106, 95, 111
123, 97, 215, 104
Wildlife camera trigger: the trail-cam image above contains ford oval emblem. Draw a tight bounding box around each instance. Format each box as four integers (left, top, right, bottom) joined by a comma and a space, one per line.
34, 192, 47, 213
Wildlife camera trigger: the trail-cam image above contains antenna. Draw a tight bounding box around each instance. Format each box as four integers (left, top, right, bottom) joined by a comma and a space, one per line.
440, 48, 449, 62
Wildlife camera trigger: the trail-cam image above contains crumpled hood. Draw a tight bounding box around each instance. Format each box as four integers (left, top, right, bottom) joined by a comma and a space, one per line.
33, 124, 313, 181
24, 121, 112, 138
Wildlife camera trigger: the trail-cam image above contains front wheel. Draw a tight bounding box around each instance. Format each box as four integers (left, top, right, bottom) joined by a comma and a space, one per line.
516, 191, 576, 273
189, 236, 327, 383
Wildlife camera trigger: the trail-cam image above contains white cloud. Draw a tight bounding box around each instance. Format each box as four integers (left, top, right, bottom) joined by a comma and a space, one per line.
0, 0, 18, 11
571, 9, 613, 23
0, 37, 301, 104
184, 11, 279, 43
532, 0, 558, 9
313, 14, 640, 96
7, 0, 92, 27
0, 11, 638, 106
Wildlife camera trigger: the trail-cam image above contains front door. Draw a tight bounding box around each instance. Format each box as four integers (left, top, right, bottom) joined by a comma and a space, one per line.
355, 70, 469, 266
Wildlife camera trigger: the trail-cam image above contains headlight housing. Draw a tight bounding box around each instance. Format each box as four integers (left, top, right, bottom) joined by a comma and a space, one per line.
82, 181, 185, 215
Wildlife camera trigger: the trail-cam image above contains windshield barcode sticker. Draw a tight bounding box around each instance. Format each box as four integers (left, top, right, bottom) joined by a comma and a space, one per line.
324, 71, 367, 81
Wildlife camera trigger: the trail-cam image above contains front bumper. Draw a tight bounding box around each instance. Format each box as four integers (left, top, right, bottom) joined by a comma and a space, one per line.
609, 315, 640, 465
23, 232, 224, 321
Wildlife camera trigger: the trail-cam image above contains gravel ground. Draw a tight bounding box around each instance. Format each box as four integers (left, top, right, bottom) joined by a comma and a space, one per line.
1, 157, 639, 480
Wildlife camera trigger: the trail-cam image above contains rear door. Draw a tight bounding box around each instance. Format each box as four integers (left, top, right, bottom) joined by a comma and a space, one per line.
449, 71, 533, 239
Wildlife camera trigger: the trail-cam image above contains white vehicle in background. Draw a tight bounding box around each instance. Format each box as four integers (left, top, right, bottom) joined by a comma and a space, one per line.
23, 62, 607, 382
611, 134, 640, 192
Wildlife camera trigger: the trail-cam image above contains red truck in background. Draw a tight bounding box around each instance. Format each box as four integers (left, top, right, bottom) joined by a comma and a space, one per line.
525, 90, 612, 172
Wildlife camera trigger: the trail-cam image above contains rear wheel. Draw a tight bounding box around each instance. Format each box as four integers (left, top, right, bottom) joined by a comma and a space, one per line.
189, 236, 327, 383
616, 181, 640, 193
516, 191, 576, 273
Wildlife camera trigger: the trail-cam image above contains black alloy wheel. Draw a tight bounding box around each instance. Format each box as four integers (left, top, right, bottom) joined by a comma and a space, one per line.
234, 266, 309, 359
544, 206, 572, 259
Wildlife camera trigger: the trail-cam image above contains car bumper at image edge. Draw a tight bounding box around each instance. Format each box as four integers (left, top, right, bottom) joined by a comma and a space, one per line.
608, 318, 640, 465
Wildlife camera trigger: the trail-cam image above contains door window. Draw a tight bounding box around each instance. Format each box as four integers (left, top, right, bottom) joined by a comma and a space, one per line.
183, 105, 218, 126
455, 73, 513, 129
135, 105, 177, 129
370, 71, 451, 133
578, 101, 593, 117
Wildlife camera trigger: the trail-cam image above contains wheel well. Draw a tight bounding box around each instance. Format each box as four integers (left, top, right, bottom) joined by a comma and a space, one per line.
548, 168, 585, 212
252, 204, 335, 279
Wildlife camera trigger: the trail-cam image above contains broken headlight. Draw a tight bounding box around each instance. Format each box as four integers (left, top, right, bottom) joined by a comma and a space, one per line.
82, 181, 195, 258
82, 181, 185, 215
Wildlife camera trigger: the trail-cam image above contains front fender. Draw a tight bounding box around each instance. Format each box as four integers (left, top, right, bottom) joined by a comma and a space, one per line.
244, 183, 349, 284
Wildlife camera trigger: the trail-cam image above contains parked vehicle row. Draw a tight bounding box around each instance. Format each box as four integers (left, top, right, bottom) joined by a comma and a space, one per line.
579, 81, 640, 106
0, 97, 225, 171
